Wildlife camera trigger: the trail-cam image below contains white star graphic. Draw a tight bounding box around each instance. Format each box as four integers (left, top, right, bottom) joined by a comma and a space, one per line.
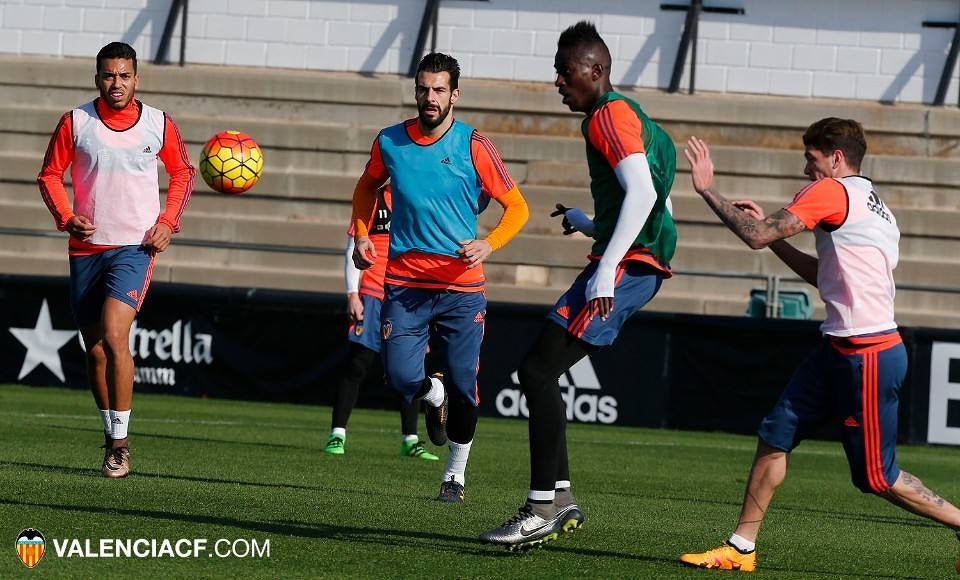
9, 299, 78, 382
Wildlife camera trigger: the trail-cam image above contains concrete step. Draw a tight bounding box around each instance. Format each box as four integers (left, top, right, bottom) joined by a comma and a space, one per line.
3, 55, 959, 156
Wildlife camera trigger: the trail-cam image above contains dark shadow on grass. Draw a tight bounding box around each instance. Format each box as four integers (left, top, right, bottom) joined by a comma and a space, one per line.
0, 460, 424, 503
593, 489, 940, 530
47, 424, 310, 451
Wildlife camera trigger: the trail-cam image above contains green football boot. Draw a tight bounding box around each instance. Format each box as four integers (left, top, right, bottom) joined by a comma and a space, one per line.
400, 439, 439, 461
323, 435, 345, 455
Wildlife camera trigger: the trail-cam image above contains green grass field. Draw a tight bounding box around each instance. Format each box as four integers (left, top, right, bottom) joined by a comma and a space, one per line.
1, 384, 958, 579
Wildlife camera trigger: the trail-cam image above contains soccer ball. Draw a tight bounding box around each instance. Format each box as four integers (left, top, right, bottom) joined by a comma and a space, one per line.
199, 130, 264, 194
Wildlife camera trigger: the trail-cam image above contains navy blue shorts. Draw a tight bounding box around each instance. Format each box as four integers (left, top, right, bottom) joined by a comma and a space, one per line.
758, 333, 906, 493
69, 245, 155, 327
347, 294, 384, 353
380, 285, 486, 406
547, 260, 663, 346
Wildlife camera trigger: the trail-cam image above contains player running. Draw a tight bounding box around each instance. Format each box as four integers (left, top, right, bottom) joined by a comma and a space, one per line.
36, 42, 195, 478
679, 118, 960, 573
480, 21, 677, 549
350, 52, 528, 503
324, 185, 441, 461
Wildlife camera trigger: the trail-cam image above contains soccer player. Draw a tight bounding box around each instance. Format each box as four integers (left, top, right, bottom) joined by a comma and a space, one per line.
678, 118, 960, 572
324, 185, 441, 461
36, 42, 195, 478
351, 52, 528, 503
480, 21, 677, 549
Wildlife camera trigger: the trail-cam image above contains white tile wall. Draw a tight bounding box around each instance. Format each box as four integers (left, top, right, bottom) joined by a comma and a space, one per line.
2, 0, 958, 104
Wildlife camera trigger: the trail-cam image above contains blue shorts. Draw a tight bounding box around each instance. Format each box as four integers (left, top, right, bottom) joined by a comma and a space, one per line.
758, 333, 906, 494
380, 285, 486, 406
347, 294, 384, 353
547, 260, 663, 346
69, 245, 155, 327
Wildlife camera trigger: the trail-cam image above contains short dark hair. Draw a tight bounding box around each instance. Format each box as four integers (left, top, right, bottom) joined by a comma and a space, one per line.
558, 20, 605, 51
416, 52, 460, 90
96, 42, 137, 74
803, 117, 867, 171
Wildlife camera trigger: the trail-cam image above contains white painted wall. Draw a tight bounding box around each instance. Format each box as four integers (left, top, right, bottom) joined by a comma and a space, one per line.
1, 0, 958, 104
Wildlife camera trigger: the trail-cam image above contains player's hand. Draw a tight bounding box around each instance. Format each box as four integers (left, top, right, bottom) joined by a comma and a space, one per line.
585, 264, 615, 320
352, 236, 376, 270
65, 215, 96, 241
733, 200, 765, 220
346, 292, 364, 324
457, 239, 492, 269
684, 136, 716, 195
550, 203, 577, 235
550, 203, 595, 236
143, 222, 173, 255
588, 297, 614, 321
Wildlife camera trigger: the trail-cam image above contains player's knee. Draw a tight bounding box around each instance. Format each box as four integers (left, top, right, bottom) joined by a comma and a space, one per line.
517, 359, 553, 397
85, 340, 107, 364
100, 329, 130, 358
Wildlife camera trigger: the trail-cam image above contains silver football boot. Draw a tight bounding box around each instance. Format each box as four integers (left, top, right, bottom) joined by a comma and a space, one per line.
479, 502, 583, 551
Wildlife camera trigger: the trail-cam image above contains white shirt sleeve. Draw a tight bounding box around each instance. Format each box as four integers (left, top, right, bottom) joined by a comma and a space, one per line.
344, 235, 360, 294
585, 152, 658, 300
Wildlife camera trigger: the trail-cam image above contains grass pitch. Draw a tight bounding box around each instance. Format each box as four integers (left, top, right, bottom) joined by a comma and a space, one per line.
0, 384, 958, 579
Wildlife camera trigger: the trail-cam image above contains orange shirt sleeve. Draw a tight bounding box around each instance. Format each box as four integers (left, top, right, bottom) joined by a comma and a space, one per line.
470, 131, 515, 199
483, 186, 528, 251
36, 112, 76, 231
784, 178, 848, 230
351, 137, 389, 236
587, 100, 646, 169
156, 114, 196, 233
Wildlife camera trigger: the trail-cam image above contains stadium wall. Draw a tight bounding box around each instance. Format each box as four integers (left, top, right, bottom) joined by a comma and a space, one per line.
0, 0, 958, 104
4, 275, 959, 446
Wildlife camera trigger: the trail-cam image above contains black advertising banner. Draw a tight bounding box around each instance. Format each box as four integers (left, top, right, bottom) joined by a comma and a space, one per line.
0, 275, 354, 405
666, 315, 822, 434
0, 275, 942, 442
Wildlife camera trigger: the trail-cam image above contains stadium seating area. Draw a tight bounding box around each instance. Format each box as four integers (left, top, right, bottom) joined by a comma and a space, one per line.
3, 54, 960, 328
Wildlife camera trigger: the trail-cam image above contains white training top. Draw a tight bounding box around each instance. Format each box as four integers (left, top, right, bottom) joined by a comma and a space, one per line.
70, 100, 165, 246
815, 175, 899, 337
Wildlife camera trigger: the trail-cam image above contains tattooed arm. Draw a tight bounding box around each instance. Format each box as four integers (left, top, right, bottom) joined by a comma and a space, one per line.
729, 199, 819, 287
697, 189, 807, 250
685, 137, 818, 283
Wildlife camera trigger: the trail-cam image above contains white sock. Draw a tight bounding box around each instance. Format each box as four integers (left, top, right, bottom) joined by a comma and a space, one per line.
331, 427, 346, 439
402, 434, 418, 444
443, 440, 472, 486
98, 409, 111, 434
422, 375, 445, 407
110, 410, 131, 440
728, 533, 755, 553
528, 489, 555, 502
555, 480, 571, 490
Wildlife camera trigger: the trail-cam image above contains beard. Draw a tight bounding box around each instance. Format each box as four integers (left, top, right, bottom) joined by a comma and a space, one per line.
417, 101, 451, 129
